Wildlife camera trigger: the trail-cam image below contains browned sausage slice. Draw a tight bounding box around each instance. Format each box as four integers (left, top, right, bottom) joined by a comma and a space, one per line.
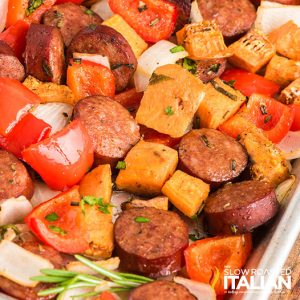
67, 25, 137, 92
73, 96, 140, 166
0, 41, 14, 55
24, 24, 65, 84
197, 0, 256, 39
114, 207, 189, 278
196, 58, 227, 83
129, 281, 196, 300
179, 129, 248, 185
42, 2, 103, 46
0, 150, 33, 200
204, 180, 279, 235
167, 0, 191, 31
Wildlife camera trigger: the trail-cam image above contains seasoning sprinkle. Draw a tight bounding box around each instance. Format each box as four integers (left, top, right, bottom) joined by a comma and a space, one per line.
164, 106, 174, 116
45, 212, 59, 222
211, 80, 237, 101
70, 201, 80, 206
149, 73, 173, 85
81, 196, 112, 215
236, 134, 241, 141
224, 80, 236, 88
149, 18, 160, 27
200, 135, 213, 148
138, 1, 148, 12
116, 161, 126, 170
26, 0, 44, 16
231, 159, 237, 171
230, 224, 238, 234
134, 216, 150, 223
260, 104, 268, 115
182, 58, 197, 74
208, 63, 221, 74
170, 45, 185, 53
49, 225, 66, 236
111, 63, 135, 70
85, 9, 94, 15
42, 59, 53, 78
264, 115, 272, 124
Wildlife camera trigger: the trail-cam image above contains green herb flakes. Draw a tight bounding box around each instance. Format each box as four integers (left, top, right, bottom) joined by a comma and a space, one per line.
260, 105, 268, 115
26, 0, 44, 16
42, 59, 53, 78
149, 73, 173, 85
116, 161, 126, 170
85, 9, 94, 15
208, 63, 221, 74
149, 18, 160, 27
81, 196, 112, 215
182, 58, 197, 74
230, 224, 238, 234
200, 134, 213, 148
134, 216, 150, 223
164, 106, 174, 116
49, 225, 66, 236
170, 45, 185, 53
264, 115, 272, 124
211, 80, 237, 101
45, 212, 59, 222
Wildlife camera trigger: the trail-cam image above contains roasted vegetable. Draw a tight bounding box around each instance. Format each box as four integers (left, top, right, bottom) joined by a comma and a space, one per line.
123, 196, 169, 211
278, 78, 300, 104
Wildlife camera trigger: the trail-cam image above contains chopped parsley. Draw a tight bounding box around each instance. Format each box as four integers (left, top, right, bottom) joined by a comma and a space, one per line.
111, 63, 134, 70
149, 73, 173, 85
200, 134, 213, 148
182, 58, 197, 74
211, 80, 237, 101
164, 106, 174, 116
149, 18, 160, 27
85, 9, 94, 15
170, 45, 185, 53
81, 196, 112, 215
26, 0, 44, 16
134, 216, 150, 223
49, 225, 66, 236
0, 224, 20, 241
260, 105, 268, 115
116, 161, 126, 170
45, 212, 59, 222
224, 80, 236, 88
42, 59, 53, 78
264, 115, 272, 124
189, 232, 205, 241
230, 224, 238, 234
208, 63, 221, 74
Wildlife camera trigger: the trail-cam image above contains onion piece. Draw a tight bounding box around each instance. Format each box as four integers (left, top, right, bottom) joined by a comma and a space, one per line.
276, 131, 300, 160
134, 40, 189, 92
111, 191, 133, 223
31, 181, 60, 207
73, 52, 110, 69
0, 292, 17, 300
0, 240, 53, 287
190, 1, 203, 23
255, 1, 300, 34
174, 277, 216, 300
31, 102, 73, 135
58, 287, 94, 300
91, 0, 114, 21
276, 175, 296, 204
0, 196, 32, 226
0, 0, 8, 32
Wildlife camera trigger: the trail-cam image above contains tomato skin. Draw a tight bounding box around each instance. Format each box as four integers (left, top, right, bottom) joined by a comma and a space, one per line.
25, 186, 89, 254
289, 104, 300, 131
108, 0, 178, 42
22, 119, 94, 191
221, 69, 280, 97
25, 0, 56, 23
6, 0, 28, 28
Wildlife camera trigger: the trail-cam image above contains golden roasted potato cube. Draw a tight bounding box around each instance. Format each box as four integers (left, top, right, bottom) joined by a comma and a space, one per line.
268, 21, 297, 43
136, 64, 205, 138
265, 55, 300, 87
176, 21, 232, 60
228, 29, 275, 73
124, 196, 169, 211
240, 129, 290, 187
103, 14, 148, 58
116, 140, 178, 196
162, 170, 210, 217
196, 78, 246, 129
278, 78, 300, 104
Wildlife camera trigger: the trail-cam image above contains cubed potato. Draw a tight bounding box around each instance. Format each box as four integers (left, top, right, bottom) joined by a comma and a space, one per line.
162, 170, 210, 217
228, 29, 276, 73
116, 140, 178, 196
240, 129, 290, 187
196, 78, 246, 129
268, 21, 297, 44
135, 64, 205, 138
23, 76, 75, 105
103, 14, 148, 58
176, 21, 232, 60
79, 165, 113, 259
278, 78, 300, 104
123, 196, 169, 211
265, 55, 300, 87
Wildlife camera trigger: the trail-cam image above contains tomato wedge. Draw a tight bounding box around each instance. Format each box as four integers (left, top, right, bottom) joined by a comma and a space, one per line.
25, 186, 89, 254
220, 94, 295, 143
184, 235, 252, 295
6, 0, 28, 28
290, 104, 300, 131
0, 78, 40, 136
22, 120, 94, 191
221, 69, 280, 97
108, 0, 178, 42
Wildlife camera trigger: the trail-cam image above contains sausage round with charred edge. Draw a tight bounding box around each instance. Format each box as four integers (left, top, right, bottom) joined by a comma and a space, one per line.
129, 281, 196, 300
204, 180, 279, 235
114, 207, 189, 278
179, 129, 248, 185
197, 0, 256, 39
196, 58, 227, 83
24, 24, 65, 84
167, 0, 191, 31
0, 150, 33, 200
73, 96, 140, 166
42, 2, 103, 47
67, 25, 137, 92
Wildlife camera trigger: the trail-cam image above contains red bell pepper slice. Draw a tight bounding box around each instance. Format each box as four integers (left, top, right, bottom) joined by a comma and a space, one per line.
0, 78, 40, 136
219, 94, 295, 143
25, 186, 89, 254
289, 104, 300, 131
221, 69, 280, 98
0, 113, 51, 159
108, 0, 178, 42
22, 119, 94, 191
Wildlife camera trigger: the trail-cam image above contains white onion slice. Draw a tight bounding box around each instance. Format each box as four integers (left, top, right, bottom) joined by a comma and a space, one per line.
58, 287, 94, 300
91, 0, 114, 21
0, 196, 32, 226
174, 277, 216, 300
73, 53, 110, 69
32, 102, 73, 135
276, 131, 300, 160
276, 175, 296, 204
134, 40, 189, 92
31, 181, 60, 207
255, 1, 300, 34
111, 191, 133, 223
190, 1, 203, 23
0, 240, 53, 287
0, 0, 8, 32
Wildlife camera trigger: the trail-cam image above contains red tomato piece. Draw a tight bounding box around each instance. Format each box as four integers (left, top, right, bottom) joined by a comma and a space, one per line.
22, 119, 94, 191
6, 0, 28, 28
25, 186, 89, 254
221, 69, 280, 97
0, 78, 40, 136
290, 104, 300, 131
114, 88, 143, 112
0, 113, 51, 158
108, 0, 178, 42
25, 0, 57, 24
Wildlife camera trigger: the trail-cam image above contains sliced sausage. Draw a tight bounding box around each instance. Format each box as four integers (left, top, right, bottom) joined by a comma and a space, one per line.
204, 180, 279, 235
167, 0, 191, 31
67, 25, 137, 92
129, 281, 196, 300
0, 41, 14, 55
24, 24, 65, 84
196, 58, 227, 83
114, 207, 189, 278
73, 96, 140, 166
0, 241, 71, 300
179, 129, 248, 185
42, 2, 103, 47
0, 150, 33, 200
197, 0, 256, 39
